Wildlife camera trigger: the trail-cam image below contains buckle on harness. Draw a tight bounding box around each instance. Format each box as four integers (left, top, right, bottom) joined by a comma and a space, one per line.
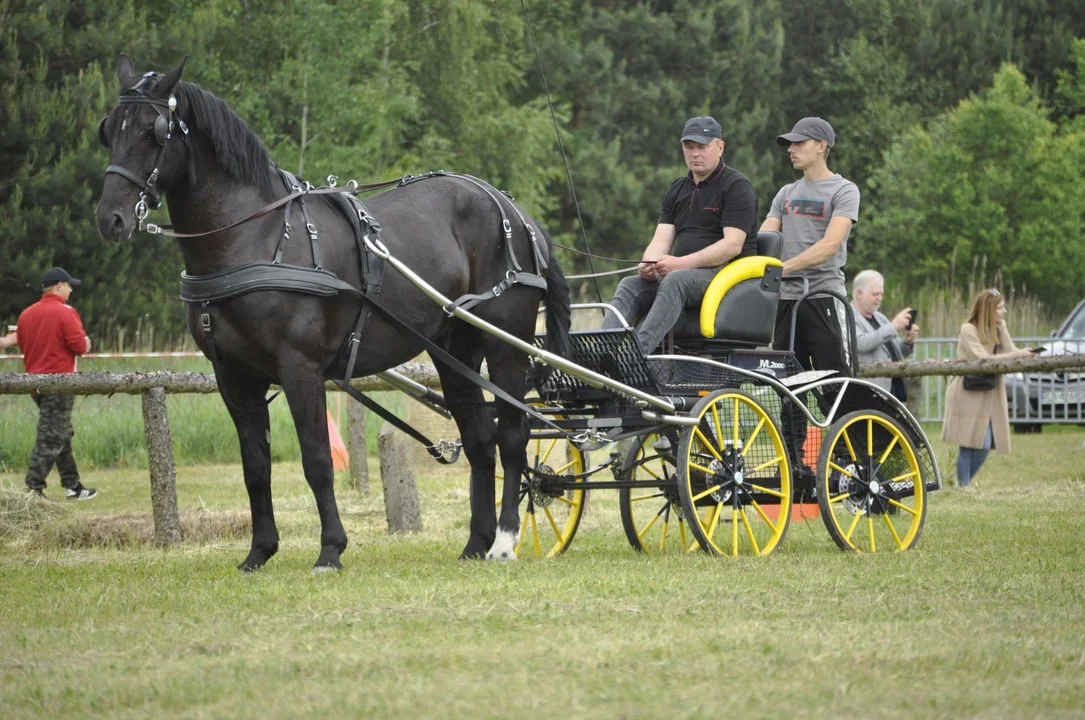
145, 223, 162, 235
200, 312, 211, 331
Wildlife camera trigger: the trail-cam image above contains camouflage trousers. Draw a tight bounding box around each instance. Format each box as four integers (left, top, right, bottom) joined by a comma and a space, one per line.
25, 394, 81, 492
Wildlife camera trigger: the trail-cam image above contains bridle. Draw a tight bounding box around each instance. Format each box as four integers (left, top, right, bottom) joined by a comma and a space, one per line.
98, 71, 189, 227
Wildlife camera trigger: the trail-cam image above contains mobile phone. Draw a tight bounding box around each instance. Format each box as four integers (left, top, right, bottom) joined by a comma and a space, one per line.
906, 309, 918, 330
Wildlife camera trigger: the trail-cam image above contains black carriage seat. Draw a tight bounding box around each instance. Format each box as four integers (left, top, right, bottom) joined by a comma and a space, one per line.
670, 231, 784, 350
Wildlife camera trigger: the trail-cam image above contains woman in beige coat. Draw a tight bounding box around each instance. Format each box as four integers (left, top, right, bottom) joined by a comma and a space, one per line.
942, 289, 1035, 486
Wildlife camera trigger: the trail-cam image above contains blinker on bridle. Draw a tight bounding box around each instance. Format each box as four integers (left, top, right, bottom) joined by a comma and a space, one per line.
98, 71, 189, 228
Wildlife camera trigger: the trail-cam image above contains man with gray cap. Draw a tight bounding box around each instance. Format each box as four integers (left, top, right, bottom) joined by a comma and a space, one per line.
602, 115, 759, 353
760, 117, 859, 374
760, 118, 860, 475
15, 267, 97, 500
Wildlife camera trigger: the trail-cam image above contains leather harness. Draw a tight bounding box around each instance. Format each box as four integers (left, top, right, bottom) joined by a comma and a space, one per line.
173, 170, 553, 462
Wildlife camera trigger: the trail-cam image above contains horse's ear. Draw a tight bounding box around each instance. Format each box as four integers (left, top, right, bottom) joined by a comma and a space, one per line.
159, 56, 188, 95
118, 54, 135, 84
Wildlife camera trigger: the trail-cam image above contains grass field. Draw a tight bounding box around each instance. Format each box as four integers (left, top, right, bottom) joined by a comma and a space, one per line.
1, 428, 1083, 718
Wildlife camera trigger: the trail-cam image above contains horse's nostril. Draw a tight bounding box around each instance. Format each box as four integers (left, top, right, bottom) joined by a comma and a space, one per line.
111, 212, 125, 235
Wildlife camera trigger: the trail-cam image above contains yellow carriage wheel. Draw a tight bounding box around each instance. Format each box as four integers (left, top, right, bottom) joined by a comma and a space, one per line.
676, 390, 792, 557
815, 410, 927, 552
495, 409, 587, 559
619, 433, 697, 555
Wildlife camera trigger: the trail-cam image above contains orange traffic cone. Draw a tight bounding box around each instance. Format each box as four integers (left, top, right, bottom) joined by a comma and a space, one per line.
327, 411, 349, 472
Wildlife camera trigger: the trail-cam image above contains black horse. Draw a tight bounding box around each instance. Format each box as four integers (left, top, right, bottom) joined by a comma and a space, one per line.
94, 55, 571, 572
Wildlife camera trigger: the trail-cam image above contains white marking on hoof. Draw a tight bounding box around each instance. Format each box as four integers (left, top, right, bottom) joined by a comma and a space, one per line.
312, 565, 340, 575
485, 529, 519, 561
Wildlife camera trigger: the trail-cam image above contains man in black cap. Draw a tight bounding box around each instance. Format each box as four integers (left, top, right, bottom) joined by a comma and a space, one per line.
14, 267, 97, 500
760, 118, 860, 472
601, 115, 759, 353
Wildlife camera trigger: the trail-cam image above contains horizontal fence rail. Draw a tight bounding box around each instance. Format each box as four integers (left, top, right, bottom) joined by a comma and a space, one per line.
2, 352, 1082, 546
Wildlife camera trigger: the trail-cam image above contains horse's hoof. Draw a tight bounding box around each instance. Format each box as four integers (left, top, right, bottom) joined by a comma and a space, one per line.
485, 529, 519, 561
237, 562, 262, 574
312, 564, 342, 575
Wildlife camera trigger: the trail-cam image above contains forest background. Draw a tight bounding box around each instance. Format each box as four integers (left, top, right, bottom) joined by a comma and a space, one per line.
3, 0, 1085, 348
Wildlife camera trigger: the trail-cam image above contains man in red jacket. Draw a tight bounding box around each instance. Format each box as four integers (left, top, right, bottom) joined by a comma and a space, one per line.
15, 267, 97, 500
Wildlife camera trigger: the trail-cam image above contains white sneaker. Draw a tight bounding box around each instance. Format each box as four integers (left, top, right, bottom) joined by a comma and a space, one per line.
65, 486, 98, 500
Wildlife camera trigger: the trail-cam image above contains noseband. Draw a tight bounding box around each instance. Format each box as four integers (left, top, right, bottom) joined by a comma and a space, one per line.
100, 72, 189, 227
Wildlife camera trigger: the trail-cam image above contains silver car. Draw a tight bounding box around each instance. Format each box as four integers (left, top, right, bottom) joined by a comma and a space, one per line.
1005, 298, 1085, 433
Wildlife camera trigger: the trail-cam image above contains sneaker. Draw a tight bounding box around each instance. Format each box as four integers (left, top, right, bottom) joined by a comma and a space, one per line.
65, 485, 98, 501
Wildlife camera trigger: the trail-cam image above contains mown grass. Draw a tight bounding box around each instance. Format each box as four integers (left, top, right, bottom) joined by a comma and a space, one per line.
1, 430, 1083, 718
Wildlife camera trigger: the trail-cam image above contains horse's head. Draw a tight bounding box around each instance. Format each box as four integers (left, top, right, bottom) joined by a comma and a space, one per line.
94, 54, 189, 242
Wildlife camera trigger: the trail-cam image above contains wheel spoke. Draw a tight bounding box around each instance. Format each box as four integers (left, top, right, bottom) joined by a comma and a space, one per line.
829, 492, 852, 504
882, 513, 905, 550
828, 461, 855, 477
711, 403, 724, 450
689, 461, 715, 475
739, 508, 762, 556
704, 503, 723, 547
733, 398, 741, 447
538, 438, 558, 466
867, 515, 876, 552
543, 506, 563, 542
679, 516, 689, 552
750, 456, 783, 474
887, 498, 919, 516
555, 494, 579, 507
690, 483, 724, 503
889, 470, 919, 483
842, 428, 858, 461
844, 508, 863, 543
636, 505, 665, 540
867, 419, 874, 456
631, 492, 666, 503
552, 458, 578, 474
529, 510, 542, 558
693, 428, 723, 461
731, 507, 739, 557
878, 434, 900, 464
749, 483, 785, 499
659, 514, 670, 553
515, 508, 529, 555
747, 497, 780, 535
742, 418, 766, 456
639, 462, 665, 481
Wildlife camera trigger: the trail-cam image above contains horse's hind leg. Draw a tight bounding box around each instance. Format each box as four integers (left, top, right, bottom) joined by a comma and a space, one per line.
431, 344, 498, 560
218, 370, 279, 572
279, 366, 348, 571
482, 339, 533, 561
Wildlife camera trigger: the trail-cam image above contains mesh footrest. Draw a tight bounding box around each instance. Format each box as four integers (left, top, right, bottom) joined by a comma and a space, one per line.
533, 328, 659, 397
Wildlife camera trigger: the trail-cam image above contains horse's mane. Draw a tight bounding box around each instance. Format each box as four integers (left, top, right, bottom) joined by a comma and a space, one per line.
175, 80, 278, 200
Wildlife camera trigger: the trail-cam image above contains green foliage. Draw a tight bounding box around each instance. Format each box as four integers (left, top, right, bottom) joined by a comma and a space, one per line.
1, 1, 1083, 340
862, 64, 1085, 312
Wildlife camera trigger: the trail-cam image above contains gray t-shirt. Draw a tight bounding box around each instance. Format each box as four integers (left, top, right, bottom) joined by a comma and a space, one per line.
768, 174, 860, 301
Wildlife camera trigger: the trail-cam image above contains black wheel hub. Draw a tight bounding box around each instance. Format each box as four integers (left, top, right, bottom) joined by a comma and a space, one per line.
831, 457, 890, 516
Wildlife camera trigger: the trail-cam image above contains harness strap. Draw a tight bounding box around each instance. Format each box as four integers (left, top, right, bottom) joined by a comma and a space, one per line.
361, 293, 566, 435
442, 271, 549, 315
299, 197, 322, 270
334, 380, 461, 465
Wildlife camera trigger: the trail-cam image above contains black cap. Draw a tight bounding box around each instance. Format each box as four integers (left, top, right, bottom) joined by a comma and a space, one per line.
41, 267, 82, 288
776, 117, 836, 148
680, 116, 723, 144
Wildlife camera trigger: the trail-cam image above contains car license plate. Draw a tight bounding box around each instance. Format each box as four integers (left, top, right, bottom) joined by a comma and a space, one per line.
1044, 389, 1085, 404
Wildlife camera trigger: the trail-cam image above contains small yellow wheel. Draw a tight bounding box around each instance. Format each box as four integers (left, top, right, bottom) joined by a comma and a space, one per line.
618, 433, 696, 554
496, 409, 587, 558
676, 390, 792, 556
816, 410, 927, 552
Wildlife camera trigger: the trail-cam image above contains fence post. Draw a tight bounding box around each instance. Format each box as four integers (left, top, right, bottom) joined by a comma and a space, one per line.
377, 424, 422, 533
347, 399, 369, 494
141, 387, 182, 546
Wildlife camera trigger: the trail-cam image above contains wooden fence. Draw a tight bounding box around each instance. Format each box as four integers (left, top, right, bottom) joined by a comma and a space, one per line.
1, 353, 1082, 545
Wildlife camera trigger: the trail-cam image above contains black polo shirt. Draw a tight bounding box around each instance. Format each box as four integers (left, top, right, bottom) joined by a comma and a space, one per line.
658, 159, 759, 258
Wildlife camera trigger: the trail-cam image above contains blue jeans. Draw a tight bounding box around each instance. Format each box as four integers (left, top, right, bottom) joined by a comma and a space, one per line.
601, 267, 720, 353
956, 423, 993, 487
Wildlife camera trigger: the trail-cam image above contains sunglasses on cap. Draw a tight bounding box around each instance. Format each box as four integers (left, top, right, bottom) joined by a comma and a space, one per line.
987, 288, 1001, 297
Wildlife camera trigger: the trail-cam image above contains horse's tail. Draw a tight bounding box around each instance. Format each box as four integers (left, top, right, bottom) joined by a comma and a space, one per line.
530, 233, 572, 389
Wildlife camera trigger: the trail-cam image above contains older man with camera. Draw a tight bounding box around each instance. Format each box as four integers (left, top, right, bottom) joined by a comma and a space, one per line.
851, 269, 919, 403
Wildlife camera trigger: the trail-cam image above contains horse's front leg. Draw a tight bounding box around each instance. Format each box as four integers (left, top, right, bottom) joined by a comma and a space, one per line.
279, 366, 348, 571
217, 371, 278, 572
